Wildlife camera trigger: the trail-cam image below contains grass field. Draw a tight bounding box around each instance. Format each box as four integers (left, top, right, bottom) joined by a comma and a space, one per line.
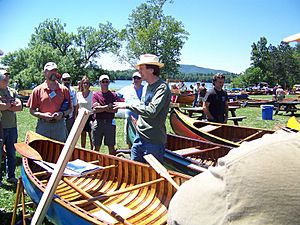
0, 95, 299, 224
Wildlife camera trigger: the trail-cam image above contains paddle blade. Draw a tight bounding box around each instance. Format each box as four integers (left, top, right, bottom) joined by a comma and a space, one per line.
144, 154, 180, 190
15, 142, 43, 161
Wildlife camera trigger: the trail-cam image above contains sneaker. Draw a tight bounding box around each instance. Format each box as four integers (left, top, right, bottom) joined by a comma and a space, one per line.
7, 177, 18, 184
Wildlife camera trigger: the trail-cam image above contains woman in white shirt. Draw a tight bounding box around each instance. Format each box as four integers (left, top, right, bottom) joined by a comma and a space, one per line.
76, 76, 93, 149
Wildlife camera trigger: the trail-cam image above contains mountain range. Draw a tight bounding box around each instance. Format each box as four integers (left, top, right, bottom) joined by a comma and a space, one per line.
179, 64, 231, 74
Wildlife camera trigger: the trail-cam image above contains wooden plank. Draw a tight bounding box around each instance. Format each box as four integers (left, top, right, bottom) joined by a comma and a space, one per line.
174, 146, 221, 157
227, 116, 247, 121
30, 108, 90, 225
144, 154, 180, 190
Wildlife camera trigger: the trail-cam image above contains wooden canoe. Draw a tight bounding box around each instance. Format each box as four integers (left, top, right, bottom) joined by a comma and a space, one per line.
127, 117, 232, 176
175, 92, 194, 105
21, 131, 191, 225
170, 109, 274, 147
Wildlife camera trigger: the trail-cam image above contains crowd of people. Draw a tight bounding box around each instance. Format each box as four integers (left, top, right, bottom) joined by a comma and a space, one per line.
0, 56, 241, 187
1, 54, 298, 224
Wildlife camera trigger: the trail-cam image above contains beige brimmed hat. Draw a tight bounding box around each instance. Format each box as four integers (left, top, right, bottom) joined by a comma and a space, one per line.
135, 54, 164, 69
44, 62, 58, 71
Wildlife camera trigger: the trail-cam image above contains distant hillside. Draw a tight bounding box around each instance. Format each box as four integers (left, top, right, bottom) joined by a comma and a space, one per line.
179, 64, 231, 74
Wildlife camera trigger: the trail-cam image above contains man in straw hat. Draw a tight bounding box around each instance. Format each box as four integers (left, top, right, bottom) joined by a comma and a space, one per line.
114, 54, 171, 163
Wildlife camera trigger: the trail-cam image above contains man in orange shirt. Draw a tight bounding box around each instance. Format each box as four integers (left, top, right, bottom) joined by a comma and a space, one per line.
27, 62, 72, 142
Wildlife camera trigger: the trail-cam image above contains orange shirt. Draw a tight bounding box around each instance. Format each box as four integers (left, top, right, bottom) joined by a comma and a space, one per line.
27, 81, 71, 114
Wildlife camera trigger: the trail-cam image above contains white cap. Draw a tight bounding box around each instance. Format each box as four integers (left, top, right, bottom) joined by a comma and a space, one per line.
0, 69, 9, 81
44, 62, 58, 71
99, 74, 110, 82
132, 71, 141, 78
62, 73, 71, 79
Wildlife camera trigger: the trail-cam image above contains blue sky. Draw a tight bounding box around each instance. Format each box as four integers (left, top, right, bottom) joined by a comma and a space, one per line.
0, 0, 299, 73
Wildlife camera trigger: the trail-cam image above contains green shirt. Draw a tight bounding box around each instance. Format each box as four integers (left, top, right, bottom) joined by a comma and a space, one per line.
0, 87, 18, 128
127, 78, 171, 145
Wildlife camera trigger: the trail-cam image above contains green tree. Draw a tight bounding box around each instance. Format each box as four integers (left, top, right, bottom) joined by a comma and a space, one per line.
120, 0, 189, 78
1, 19, 120, 88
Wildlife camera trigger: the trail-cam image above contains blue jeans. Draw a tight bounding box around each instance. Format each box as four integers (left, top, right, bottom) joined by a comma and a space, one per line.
2, 127, 18, 180
131, 133, 165, 163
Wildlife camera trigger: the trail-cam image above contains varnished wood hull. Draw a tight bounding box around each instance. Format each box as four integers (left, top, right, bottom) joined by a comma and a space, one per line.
170, 109, 274, 147
22, 131, 191, 225
127, 118, 232, 176
175, 93, 194, 104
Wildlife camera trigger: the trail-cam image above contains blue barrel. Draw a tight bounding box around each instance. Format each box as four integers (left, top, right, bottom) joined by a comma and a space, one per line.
261, 105, 274, 120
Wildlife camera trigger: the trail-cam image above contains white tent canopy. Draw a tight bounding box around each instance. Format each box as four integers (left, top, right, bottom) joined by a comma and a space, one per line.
283, 32, 300, 43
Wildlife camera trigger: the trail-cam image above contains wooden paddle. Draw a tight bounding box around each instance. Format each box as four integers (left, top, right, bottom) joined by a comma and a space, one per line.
144, 154, 180, 190
29, 108, 89, 225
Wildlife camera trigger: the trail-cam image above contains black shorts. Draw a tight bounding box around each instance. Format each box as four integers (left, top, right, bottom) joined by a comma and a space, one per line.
83, 115, 93, 132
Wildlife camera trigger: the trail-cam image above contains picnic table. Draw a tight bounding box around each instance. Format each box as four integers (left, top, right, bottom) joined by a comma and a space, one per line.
181, 106, 246, 125
274, 101, 300, 115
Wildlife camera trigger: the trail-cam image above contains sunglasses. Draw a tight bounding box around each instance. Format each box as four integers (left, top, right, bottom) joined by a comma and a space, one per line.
83, 82, 90, 85
62, 78, 70, 81
133, 76, 141, 80
101, 80, 109, 84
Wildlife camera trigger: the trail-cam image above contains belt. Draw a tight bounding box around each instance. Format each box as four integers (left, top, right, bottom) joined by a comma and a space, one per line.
39, 118, 62, 123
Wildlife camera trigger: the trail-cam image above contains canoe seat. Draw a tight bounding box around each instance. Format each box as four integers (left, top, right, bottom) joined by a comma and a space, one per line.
198, 125, 221, 132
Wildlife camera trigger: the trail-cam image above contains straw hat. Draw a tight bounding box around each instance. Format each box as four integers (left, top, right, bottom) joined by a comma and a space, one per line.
135, 54, 164, 69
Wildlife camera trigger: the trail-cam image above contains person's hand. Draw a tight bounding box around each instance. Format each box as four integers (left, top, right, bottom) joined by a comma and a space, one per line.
107, 103, 113, 110
52, 112, 63, 120
41, 112, 55, 121
113, 102, 127, 109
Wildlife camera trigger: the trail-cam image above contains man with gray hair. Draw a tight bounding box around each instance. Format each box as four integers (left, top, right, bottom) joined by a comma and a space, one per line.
27, 62, 72, 142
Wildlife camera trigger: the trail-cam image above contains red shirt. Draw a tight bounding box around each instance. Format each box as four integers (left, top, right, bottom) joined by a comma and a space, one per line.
27, 81, 71, 114
92, 90, 118, 120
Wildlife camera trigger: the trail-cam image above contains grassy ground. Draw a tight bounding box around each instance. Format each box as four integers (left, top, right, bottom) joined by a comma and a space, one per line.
1, 95, 299, 224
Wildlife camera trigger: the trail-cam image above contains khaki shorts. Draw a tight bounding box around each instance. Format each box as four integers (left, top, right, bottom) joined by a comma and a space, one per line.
91, 119, 116, 147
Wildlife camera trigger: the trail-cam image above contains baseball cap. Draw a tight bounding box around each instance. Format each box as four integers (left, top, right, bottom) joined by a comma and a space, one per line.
44, 62, 58, 71
0, 70, 9, 81
132, 72, 141, 78
99, 74, 110, 82
62, 73, 71, 79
